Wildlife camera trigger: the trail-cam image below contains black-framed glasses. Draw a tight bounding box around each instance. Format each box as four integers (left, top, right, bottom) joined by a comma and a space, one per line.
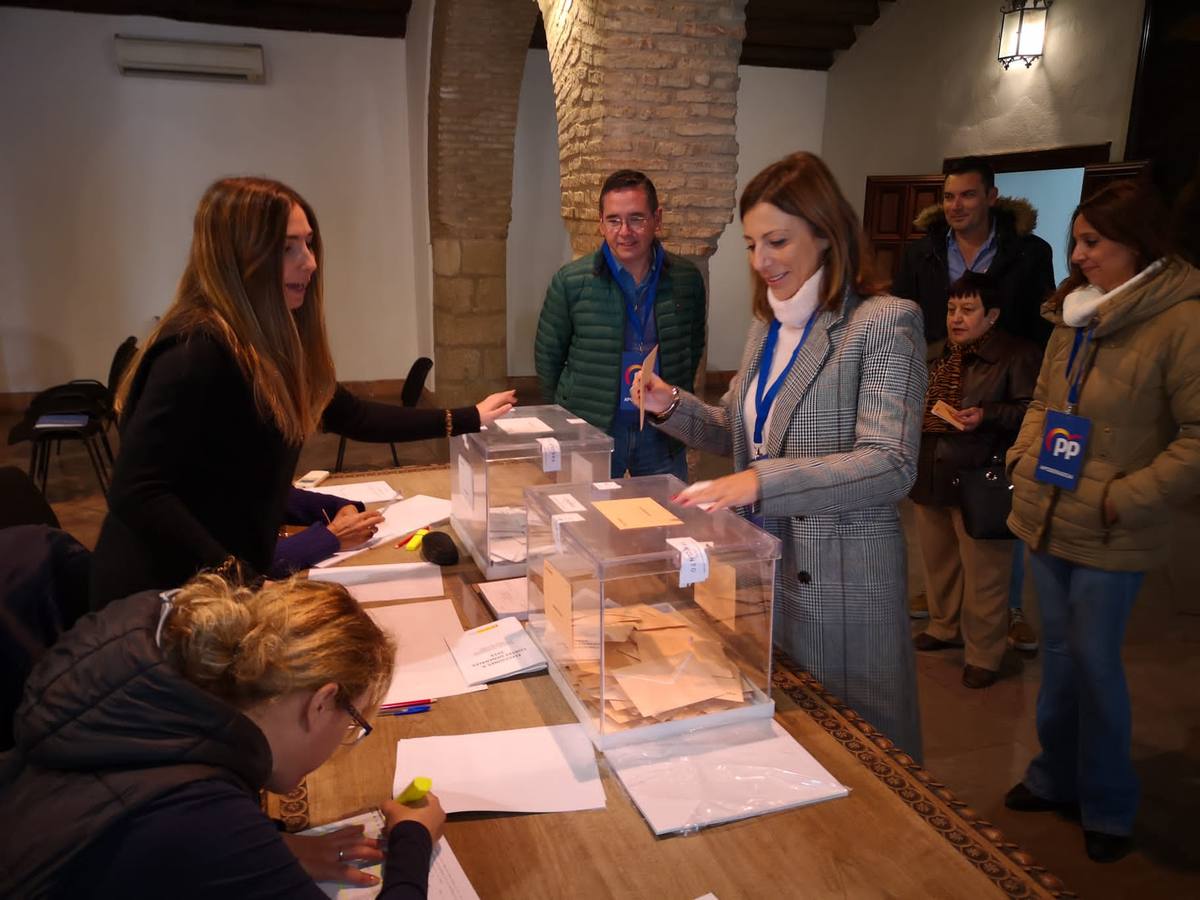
339, 693, 373, 746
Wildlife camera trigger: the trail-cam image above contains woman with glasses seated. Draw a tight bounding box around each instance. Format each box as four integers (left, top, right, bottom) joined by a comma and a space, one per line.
0, 575, 443, 899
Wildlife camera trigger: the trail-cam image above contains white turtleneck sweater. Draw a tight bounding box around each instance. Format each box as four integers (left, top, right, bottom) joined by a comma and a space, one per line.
742, 267, 823, 458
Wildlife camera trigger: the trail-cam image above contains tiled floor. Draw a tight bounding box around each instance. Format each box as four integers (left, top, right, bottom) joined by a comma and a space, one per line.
4, 404, 1198, 898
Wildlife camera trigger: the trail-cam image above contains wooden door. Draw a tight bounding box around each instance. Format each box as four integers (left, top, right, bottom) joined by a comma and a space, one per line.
862, 175, 944, 287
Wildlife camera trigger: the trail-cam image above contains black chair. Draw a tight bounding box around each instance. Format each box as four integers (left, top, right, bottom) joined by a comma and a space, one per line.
334, 357, 433, 473
5, 336, 137, 497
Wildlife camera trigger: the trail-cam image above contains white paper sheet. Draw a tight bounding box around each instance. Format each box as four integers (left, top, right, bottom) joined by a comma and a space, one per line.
604, 719, 849, 835
306, 810, 479, 900
308, 480, 399, 504
475, 577, 528, 620
449, 616, 546, 685
309, 563, 445, 603
493, 416, 552, 434
393, 724, 606, 814
315, 495, 452, 567
367, 599, 487, 705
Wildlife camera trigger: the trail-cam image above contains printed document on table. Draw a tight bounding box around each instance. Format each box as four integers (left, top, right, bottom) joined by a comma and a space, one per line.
605, 718, 848, 835
314, 495, 452, 567
367, 599, 486, 704
449, 616, 546, 685
393, 723, 606, 814
306, 810, 479, 900
309, 563, 444, 603
308, 480, 399, 504
474, 577, 528, 620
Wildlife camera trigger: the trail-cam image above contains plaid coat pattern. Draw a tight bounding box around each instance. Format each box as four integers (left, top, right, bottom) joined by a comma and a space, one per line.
660, 290, 927, 760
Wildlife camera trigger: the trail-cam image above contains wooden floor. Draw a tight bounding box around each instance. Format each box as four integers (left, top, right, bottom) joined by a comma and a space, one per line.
5, 401, 1198, 899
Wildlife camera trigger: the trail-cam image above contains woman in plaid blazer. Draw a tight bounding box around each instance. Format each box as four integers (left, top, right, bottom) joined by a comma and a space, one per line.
637, 152, 927, 760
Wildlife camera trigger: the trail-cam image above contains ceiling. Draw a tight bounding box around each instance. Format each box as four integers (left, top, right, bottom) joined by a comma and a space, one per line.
5, 0, 892, 70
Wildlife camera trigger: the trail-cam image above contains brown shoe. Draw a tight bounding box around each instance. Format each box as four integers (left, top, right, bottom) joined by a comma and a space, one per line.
1008, 609, 1039, 651
962, 664, 998, 689
909, 592, 929, 619
913, 631, 961, 651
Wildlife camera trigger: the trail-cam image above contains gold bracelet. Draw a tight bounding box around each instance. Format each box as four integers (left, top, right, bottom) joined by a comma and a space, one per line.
444, 409, 453, 436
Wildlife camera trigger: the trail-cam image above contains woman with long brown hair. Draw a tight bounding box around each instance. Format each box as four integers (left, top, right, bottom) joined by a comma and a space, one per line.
1004, 179, 1200, 862
90, 177, 514, 607
635, 152, 928, 760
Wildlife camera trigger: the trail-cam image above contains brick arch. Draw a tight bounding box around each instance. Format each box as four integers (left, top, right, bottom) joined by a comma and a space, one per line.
428, 0, 539, 404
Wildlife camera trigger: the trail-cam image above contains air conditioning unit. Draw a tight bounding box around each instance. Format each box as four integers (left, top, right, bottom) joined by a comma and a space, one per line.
114, 35, 266, 84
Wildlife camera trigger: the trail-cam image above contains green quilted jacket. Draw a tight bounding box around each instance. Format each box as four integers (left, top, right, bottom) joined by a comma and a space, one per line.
534, 246, 707, 435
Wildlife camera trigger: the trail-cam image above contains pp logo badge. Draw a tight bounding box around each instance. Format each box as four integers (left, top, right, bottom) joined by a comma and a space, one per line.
1035, 412, 1092, 490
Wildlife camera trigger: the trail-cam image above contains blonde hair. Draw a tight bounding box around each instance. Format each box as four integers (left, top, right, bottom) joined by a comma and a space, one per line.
117, 177, 337, 445
160, 574, 395, 712
739, 152, 884, 321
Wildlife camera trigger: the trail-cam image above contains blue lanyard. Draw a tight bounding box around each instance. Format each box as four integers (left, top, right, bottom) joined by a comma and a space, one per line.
603, 243, 663, 344
753, 315, 818, 448
1065, 326, 1094, 409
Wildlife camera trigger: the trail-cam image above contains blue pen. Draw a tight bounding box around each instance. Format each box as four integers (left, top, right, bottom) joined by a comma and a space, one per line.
383, 704, 432, 716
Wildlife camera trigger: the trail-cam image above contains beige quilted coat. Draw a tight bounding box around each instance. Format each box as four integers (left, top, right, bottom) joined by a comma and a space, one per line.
1007, 258, 1200, 571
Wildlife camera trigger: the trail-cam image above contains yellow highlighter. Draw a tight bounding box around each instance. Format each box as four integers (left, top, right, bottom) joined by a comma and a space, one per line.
396, 776, 432, 804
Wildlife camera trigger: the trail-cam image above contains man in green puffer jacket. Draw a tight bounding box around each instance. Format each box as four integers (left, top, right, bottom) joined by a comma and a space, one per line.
534, 170, 707, 479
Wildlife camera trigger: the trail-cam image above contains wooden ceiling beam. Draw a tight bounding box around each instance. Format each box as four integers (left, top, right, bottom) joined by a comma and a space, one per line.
744, 0, 880, 28
739, 43, 835, 71
744, 20, 857, 51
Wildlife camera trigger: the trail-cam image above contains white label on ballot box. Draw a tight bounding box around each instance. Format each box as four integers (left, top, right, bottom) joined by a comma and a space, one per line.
592, 481, 621, 490
552, 512, 584, 551
549, 492, 586, 513
666, 537, 709, 588
537, 437, 561, 472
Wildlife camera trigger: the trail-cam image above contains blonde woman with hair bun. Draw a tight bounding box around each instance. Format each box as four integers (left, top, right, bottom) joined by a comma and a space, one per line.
0, 576, 444, 898
90, 176, 516, 609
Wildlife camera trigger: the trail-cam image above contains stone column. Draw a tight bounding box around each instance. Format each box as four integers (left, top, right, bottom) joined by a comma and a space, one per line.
536, 0, 747, 264
428, 0, 538, 405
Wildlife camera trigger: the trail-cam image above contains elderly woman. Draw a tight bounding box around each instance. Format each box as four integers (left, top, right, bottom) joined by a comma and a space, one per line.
90, 177, 515, 607
0, 575, 444, 897
636, 152, 927, 760
910, 271, 1041, 688
1005, 180, 1200, 862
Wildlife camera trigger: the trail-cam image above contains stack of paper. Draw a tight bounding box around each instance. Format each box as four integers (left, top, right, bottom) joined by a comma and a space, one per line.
473, 577, 528, 620
309, 480, 399, 504
604, 719, 849, 835
366, 599, 487, 709
449, 617, 546, 685
315, 495, 452, 567
392, 724, 606, 814
309, 563, 444, 603
305, 809, 479, 900
486, 505, 526, 564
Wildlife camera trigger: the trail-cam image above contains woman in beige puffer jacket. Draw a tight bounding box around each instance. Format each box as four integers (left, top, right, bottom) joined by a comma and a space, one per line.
1003, 180, 1200, 864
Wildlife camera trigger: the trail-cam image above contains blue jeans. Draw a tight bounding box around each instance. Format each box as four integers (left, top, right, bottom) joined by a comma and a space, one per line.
1008, 543, 1025, 611
1024, 551, 1143, 834
610, 421, 687, 480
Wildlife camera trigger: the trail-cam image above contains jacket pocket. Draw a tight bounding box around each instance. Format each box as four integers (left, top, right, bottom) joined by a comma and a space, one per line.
1098, 471, 1126, 544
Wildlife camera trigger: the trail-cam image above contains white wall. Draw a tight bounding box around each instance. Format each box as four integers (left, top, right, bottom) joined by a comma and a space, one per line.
405, 0, 437, 379
994, 167, 1085, 283
707, 66, 828, 370
0, 8, 420, 393
507, 50, 573, 377
822, 0, 1145, 215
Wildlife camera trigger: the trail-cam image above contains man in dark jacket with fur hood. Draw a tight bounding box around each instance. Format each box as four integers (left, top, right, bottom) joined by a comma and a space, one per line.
893, 157, 1055, 347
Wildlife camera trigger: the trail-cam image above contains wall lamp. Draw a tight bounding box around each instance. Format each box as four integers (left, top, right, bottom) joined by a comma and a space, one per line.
998, 0, 1052, 69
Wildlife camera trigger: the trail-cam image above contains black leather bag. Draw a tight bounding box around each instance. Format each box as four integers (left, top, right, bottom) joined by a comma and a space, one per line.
958, 456, 1014, 540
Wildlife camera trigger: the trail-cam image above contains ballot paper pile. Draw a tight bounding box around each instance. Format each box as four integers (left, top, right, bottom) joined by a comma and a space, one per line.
524, 475, 782, 748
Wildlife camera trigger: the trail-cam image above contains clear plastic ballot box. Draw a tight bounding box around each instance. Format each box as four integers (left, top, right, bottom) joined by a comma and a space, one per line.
523, 475, 781, 749
450, 405, 613, 580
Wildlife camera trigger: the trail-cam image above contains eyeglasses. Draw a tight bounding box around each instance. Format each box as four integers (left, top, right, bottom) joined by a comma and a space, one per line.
339, 693, 373, 746
602, 214, 651, 233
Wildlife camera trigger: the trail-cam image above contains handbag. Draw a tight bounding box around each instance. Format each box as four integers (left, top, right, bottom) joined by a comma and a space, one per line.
957, 455, 1014, 540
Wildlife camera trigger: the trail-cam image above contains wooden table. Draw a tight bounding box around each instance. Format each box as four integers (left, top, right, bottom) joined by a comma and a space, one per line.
267, 466, 1074, 899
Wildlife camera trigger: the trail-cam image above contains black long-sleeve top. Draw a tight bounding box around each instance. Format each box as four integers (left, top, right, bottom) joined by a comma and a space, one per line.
56, 780, 433, 899
90, 331, 479, 608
